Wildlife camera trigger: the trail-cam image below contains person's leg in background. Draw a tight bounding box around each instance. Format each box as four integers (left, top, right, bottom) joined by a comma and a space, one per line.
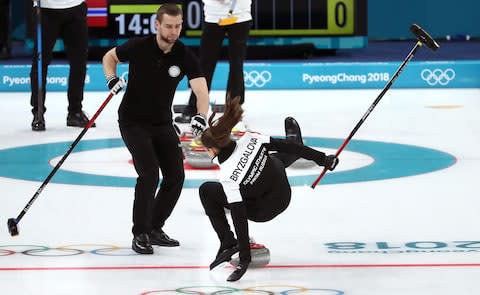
225, 21, 251, 104
30, 7, 61, 131
61, 2, 92, 127
0, 0, 11, 59
175, 22, 225, 123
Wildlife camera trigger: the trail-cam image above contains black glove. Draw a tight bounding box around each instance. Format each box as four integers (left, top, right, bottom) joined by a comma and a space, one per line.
325, 154, 339, 171
226, 260, 250, 282
106, 75, 125, 94
190, 114, 207, 136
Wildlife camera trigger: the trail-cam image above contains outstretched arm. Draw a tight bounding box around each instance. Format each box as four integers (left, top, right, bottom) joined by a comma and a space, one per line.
189, 77, 209, 136
102, 48, 120, 79
102, 48, 126, 94
189, 77, 209, 117
266, 138, 338, 169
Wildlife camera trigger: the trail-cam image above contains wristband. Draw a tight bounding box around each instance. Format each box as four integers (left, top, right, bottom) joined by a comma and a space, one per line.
106, 75, 117, 82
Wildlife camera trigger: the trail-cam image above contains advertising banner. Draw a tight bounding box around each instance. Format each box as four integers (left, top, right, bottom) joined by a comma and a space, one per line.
1, 61, 479, 92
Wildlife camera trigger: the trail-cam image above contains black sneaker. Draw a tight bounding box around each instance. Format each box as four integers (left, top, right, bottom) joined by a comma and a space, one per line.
226, 261, 249, 282
132, 233, 153, 254
31, 113, 46, 131
150, 228, 180, 247
285, 116, 303, 144
67, 111, 96, 128
174, 113, 193, 124
210, 245, 239, 270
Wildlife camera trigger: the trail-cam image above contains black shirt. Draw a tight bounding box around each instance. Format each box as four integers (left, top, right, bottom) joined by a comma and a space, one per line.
115, 36, 203, 125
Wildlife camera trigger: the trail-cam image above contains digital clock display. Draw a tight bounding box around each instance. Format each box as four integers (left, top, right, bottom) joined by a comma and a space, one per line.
86, 0, 366, 40
185, 0, 356, 37
109, 5, 159, 36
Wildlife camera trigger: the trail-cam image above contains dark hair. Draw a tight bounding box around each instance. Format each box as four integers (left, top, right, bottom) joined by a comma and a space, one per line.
156, 3, 182, 22
201, 96, 244, 149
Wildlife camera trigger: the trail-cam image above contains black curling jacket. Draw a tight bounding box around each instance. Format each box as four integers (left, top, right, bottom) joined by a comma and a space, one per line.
213, 132, 329, 261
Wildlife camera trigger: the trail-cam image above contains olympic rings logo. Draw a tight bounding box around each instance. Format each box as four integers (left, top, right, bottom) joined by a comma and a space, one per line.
420, 68, 456, 86
0, 244, 138, 257
141, 285, 344, 295
244, 70, 272, 88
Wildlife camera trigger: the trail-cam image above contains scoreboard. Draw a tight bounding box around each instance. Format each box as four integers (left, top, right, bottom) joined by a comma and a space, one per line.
86, 0, 367, 48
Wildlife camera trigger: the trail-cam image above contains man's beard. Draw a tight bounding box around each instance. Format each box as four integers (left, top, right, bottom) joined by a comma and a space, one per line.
160, 34, 177, 44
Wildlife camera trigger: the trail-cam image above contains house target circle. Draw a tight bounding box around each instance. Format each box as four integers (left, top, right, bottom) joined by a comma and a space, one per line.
0, 137, 456, 188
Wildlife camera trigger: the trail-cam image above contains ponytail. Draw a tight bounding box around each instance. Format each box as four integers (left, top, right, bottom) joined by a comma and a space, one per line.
201, 96, 244, 149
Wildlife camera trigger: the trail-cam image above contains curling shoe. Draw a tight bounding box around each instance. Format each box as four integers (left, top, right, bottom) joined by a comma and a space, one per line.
31, 113, 46, 131
67, 111, 95, 128
150, 228, 180, 247
227, 261, 249, 282
210, 245, 239, 270
285, 117, 303, 144
132, 233, 153, 254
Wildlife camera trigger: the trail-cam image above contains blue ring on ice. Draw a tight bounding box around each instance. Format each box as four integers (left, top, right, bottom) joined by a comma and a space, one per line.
0, 137, 456, 188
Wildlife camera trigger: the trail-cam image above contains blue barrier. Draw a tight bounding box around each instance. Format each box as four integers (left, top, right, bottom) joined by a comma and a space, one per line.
1, 60, 479, 92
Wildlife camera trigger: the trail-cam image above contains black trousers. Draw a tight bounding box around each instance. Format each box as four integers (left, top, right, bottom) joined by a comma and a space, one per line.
199, 156, 291, 248
120, 123, 185, 236
0, 0, 10, 56
183, 20, 251, 115
30, 2, 88, 115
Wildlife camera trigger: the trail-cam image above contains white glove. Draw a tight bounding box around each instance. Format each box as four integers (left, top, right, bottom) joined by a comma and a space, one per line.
190, 114, 207, 136
106, 76, 126, 95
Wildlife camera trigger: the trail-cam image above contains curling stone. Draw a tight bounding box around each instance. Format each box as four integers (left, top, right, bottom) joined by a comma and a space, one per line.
230, 242, 270, 268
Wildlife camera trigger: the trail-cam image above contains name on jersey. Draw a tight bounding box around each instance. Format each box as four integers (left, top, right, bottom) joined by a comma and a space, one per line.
243, 147, 267, 185
230, 137, 259, 182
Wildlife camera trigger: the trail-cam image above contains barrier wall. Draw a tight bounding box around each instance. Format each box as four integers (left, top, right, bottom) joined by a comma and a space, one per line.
1, 60, 479, 92
368, 0, 480, 39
